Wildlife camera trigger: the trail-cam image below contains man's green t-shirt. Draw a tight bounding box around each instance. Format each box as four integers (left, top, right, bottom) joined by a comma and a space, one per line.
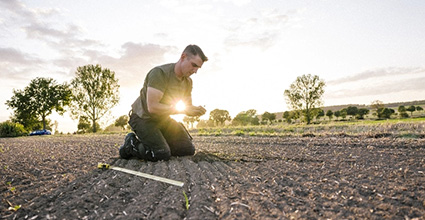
132, 63, 192, 119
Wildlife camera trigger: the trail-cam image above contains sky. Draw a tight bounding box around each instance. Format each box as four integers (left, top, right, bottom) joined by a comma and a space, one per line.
1, 0, 424, 133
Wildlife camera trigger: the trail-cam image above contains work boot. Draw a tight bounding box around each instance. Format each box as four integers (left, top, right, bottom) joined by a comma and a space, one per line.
119, 133, 138, 159
134, 142, 147, 159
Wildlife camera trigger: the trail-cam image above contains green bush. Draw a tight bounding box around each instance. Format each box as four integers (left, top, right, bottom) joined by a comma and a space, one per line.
400, 112, 409, 118
0, 121, 28, 137
232, 130, 245, 136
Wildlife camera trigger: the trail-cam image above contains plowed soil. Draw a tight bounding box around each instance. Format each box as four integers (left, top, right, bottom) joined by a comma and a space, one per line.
1, 134, 425, 219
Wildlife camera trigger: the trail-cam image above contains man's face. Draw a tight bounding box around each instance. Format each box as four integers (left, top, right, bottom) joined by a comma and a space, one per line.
181, 54, 203, 77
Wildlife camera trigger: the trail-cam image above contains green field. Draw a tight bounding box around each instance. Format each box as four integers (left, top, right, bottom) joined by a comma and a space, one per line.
190, 117, 425, 138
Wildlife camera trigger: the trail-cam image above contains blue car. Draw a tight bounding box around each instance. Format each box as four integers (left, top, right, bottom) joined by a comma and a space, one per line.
29, 129, 52, 136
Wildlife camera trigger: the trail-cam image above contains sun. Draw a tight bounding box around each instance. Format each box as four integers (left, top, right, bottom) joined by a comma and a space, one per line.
175, 100, 186, 112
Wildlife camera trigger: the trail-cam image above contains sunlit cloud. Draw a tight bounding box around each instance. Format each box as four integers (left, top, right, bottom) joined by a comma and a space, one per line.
221, 0, 251, 6
0, 47, 45, 83
91, 43, 177, 87
224, 9, 289, 49
1, 1, 177, 90
48, 42, 176, 88
328, 67, 425, 85
0, 1, 103, 81
0, 47, 42, 65
326, 67, 425, 99
1, 0, 59, 20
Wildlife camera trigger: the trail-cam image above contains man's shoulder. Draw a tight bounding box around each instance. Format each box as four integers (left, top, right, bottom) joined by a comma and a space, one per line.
147, 63, 174, 79
155, 63, 175, 73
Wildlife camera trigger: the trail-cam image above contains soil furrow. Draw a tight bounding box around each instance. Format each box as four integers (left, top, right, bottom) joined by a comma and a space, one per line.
1, 134, 425, 219
181, 159, 217, 219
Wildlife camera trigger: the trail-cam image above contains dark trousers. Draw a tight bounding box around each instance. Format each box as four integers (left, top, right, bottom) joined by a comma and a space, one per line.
128, 114, 195, 161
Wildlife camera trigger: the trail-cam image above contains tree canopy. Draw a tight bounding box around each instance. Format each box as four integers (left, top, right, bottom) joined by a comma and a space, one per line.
326, 110, 333, 120
232, 109, 259, 126
114, 115, 129, 130
261, 111, 276, 124
70, 64, 120, 133
77, 116, 91, 133
356, 108, 370, 119
371, 100, 384, 113
183, 115, 201, 129
377, 108, 395, 119
6, 77, 71, 131
406, 105, 416, 116
209, 109, 231, 126
284, 74, 325, 124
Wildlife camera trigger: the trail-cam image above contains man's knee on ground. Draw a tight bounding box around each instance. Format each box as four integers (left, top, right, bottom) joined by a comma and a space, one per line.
185, 143, 195, 156
148, 148, 171, 161
170, 140, 195, 156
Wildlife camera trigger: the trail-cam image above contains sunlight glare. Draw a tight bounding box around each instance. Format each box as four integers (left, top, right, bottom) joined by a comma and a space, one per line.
175, 100, 186, 112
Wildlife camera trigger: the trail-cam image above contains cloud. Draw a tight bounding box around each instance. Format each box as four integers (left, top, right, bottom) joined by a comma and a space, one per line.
51, 42, 176, 86
0, 0, 61, 20
0, 0, 41, 26
219, 0, 251, 6
325, 67, 425, 99
1, 1, 178, 91
23, 23, 103, 60
327, 67, 425, 85
0, 47, 42, 64
24, 22, 101, 47
0, 0, 30, 16
93, 43, 177, 87
1, 0, 101, 56
0, 47, 45, 84
25, 23, 74, 39
224, 9, 289, 49
0, 1, 104, 80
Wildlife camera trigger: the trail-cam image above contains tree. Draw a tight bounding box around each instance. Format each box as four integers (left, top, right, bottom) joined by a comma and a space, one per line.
114, 115, 129, 130
398, 105, 406, 113
284, 74, 325, 124
334, 110, 341, 120
262, 111, 276, 124
406, 105, 416, 116
77, 116, 91, 133
340, 109, 347, 120
209, 109, 231, 126
283, 111, 292, 123
371, 100, 384, 118
232, 109, 258, 126
356, 108, 370, 119
9, 106, 42, 131
196, 119, 215, 128
6, 77, 71, 131
70, 64, 120, 133
183, 115, 201, 129
398, 106, 409, 118
416, 106, 423, 112
377, 108, 394, 119
345, 106, 358, 119
315, 108, 325, 121
326, 110, 333, 121
251, 116, 260, 125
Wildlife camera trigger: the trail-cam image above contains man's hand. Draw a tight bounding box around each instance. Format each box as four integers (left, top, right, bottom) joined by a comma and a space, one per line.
185, 105, 206, 117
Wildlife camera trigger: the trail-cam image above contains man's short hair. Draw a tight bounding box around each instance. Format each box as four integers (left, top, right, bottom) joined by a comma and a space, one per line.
183, 45, 208, 62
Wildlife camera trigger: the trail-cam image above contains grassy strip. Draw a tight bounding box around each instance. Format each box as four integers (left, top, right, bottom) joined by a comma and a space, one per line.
191, 118, 425, 138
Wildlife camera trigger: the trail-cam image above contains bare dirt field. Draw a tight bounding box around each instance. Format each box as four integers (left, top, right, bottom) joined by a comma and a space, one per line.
1, 134, 425, 219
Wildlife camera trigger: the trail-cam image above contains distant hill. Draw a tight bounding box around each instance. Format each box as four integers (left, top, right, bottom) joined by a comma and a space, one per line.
321, 104, 368, 112
384, 100, 425, 108
271, 100, 425, 120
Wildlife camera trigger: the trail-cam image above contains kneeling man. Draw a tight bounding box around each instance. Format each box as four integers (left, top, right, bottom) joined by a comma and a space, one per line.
119, 45, 207, 161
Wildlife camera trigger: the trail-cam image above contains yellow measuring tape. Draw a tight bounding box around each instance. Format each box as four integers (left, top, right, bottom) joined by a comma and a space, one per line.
97, 163, 184, 187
